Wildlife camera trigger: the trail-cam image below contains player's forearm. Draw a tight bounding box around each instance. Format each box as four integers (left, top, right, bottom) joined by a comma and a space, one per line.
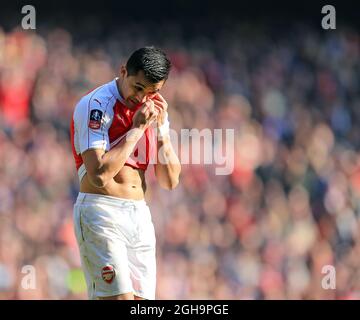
155, 136, 181, 190
96, 128, 145, 186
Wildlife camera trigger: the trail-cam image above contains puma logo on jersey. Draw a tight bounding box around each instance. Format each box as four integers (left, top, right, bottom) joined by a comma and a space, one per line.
94, 98, 102, 106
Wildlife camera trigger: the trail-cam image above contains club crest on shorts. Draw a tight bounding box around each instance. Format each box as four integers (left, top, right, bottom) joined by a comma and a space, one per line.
89, 109, 103, 129
101, 265, 116, 284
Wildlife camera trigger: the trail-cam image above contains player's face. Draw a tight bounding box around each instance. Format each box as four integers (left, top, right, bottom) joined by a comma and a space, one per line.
119, 66, 165, 109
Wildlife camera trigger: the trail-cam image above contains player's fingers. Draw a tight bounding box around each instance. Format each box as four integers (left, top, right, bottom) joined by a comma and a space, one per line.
141, 101, 150, 114
148, 99, 155, 113
153, 98, 164, 108
149, 112, 158, 124
153, 99, 167, 112
154, 93, 166, 103
144, 108, 150, 119
142, 101, 153, 118
150, 106, 160, 122
154, 104, 163, 114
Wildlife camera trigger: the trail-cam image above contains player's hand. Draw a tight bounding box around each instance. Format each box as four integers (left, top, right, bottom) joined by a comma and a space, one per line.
131, 100, 158, 130
152, 93, 168, 127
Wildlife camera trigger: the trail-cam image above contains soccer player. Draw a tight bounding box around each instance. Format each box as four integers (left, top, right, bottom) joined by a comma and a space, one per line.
70, 47, 181, 300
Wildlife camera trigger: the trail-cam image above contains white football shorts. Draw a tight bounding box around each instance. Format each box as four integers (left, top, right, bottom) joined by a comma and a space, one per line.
73, 192, 156, 300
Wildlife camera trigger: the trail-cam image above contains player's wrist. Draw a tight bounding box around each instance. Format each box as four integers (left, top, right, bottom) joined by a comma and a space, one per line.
126, 127, 146, 141
157, 112, 170, 137
131, 123, 147, 131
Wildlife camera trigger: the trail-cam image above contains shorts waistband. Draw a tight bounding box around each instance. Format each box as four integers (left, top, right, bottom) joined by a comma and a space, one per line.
75, 192, 147, 207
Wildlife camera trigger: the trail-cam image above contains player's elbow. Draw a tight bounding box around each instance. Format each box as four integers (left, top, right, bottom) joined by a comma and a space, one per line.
160, 177, 179, 190
87, 172, 109, 188
155, 164, 181, 190
169, 179, 179, 190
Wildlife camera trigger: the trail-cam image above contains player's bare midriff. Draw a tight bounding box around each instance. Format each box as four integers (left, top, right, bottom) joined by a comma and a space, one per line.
80, 165, 146, 200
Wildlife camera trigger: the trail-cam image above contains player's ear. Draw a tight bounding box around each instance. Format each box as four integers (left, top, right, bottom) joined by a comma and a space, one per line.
120, 65, 127, 79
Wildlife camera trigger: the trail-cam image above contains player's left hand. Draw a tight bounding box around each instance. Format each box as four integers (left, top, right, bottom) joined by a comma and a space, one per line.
152, 93, 168, 127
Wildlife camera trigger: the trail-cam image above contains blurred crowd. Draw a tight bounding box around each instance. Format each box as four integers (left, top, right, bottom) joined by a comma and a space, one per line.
0, 20, 360, 299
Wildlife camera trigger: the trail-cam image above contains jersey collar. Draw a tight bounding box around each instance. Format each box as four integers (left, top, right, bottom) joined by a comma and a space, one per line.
110, 77, 126, 105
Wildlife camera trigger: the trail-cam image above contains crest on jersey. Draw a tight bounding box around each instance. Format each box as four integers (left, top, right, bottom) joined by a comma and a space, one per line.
101, 265, 116, 284
89, 109, 103, 129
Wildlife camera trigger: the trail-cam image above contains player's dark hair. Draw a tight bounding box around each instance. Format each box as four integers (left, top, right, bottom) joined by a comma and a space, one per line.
126, 47, 171, 83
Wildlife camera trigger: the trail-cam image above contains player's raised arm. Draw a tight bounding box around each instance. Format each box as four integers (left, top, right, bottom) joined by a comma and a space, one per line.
153, 93, 181, 190
82, 101, 157, 188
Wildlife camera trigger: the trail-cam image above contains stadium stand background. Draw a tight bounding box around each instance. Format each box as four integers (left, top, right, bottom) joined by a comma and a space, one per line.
0, 0, 360, 299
